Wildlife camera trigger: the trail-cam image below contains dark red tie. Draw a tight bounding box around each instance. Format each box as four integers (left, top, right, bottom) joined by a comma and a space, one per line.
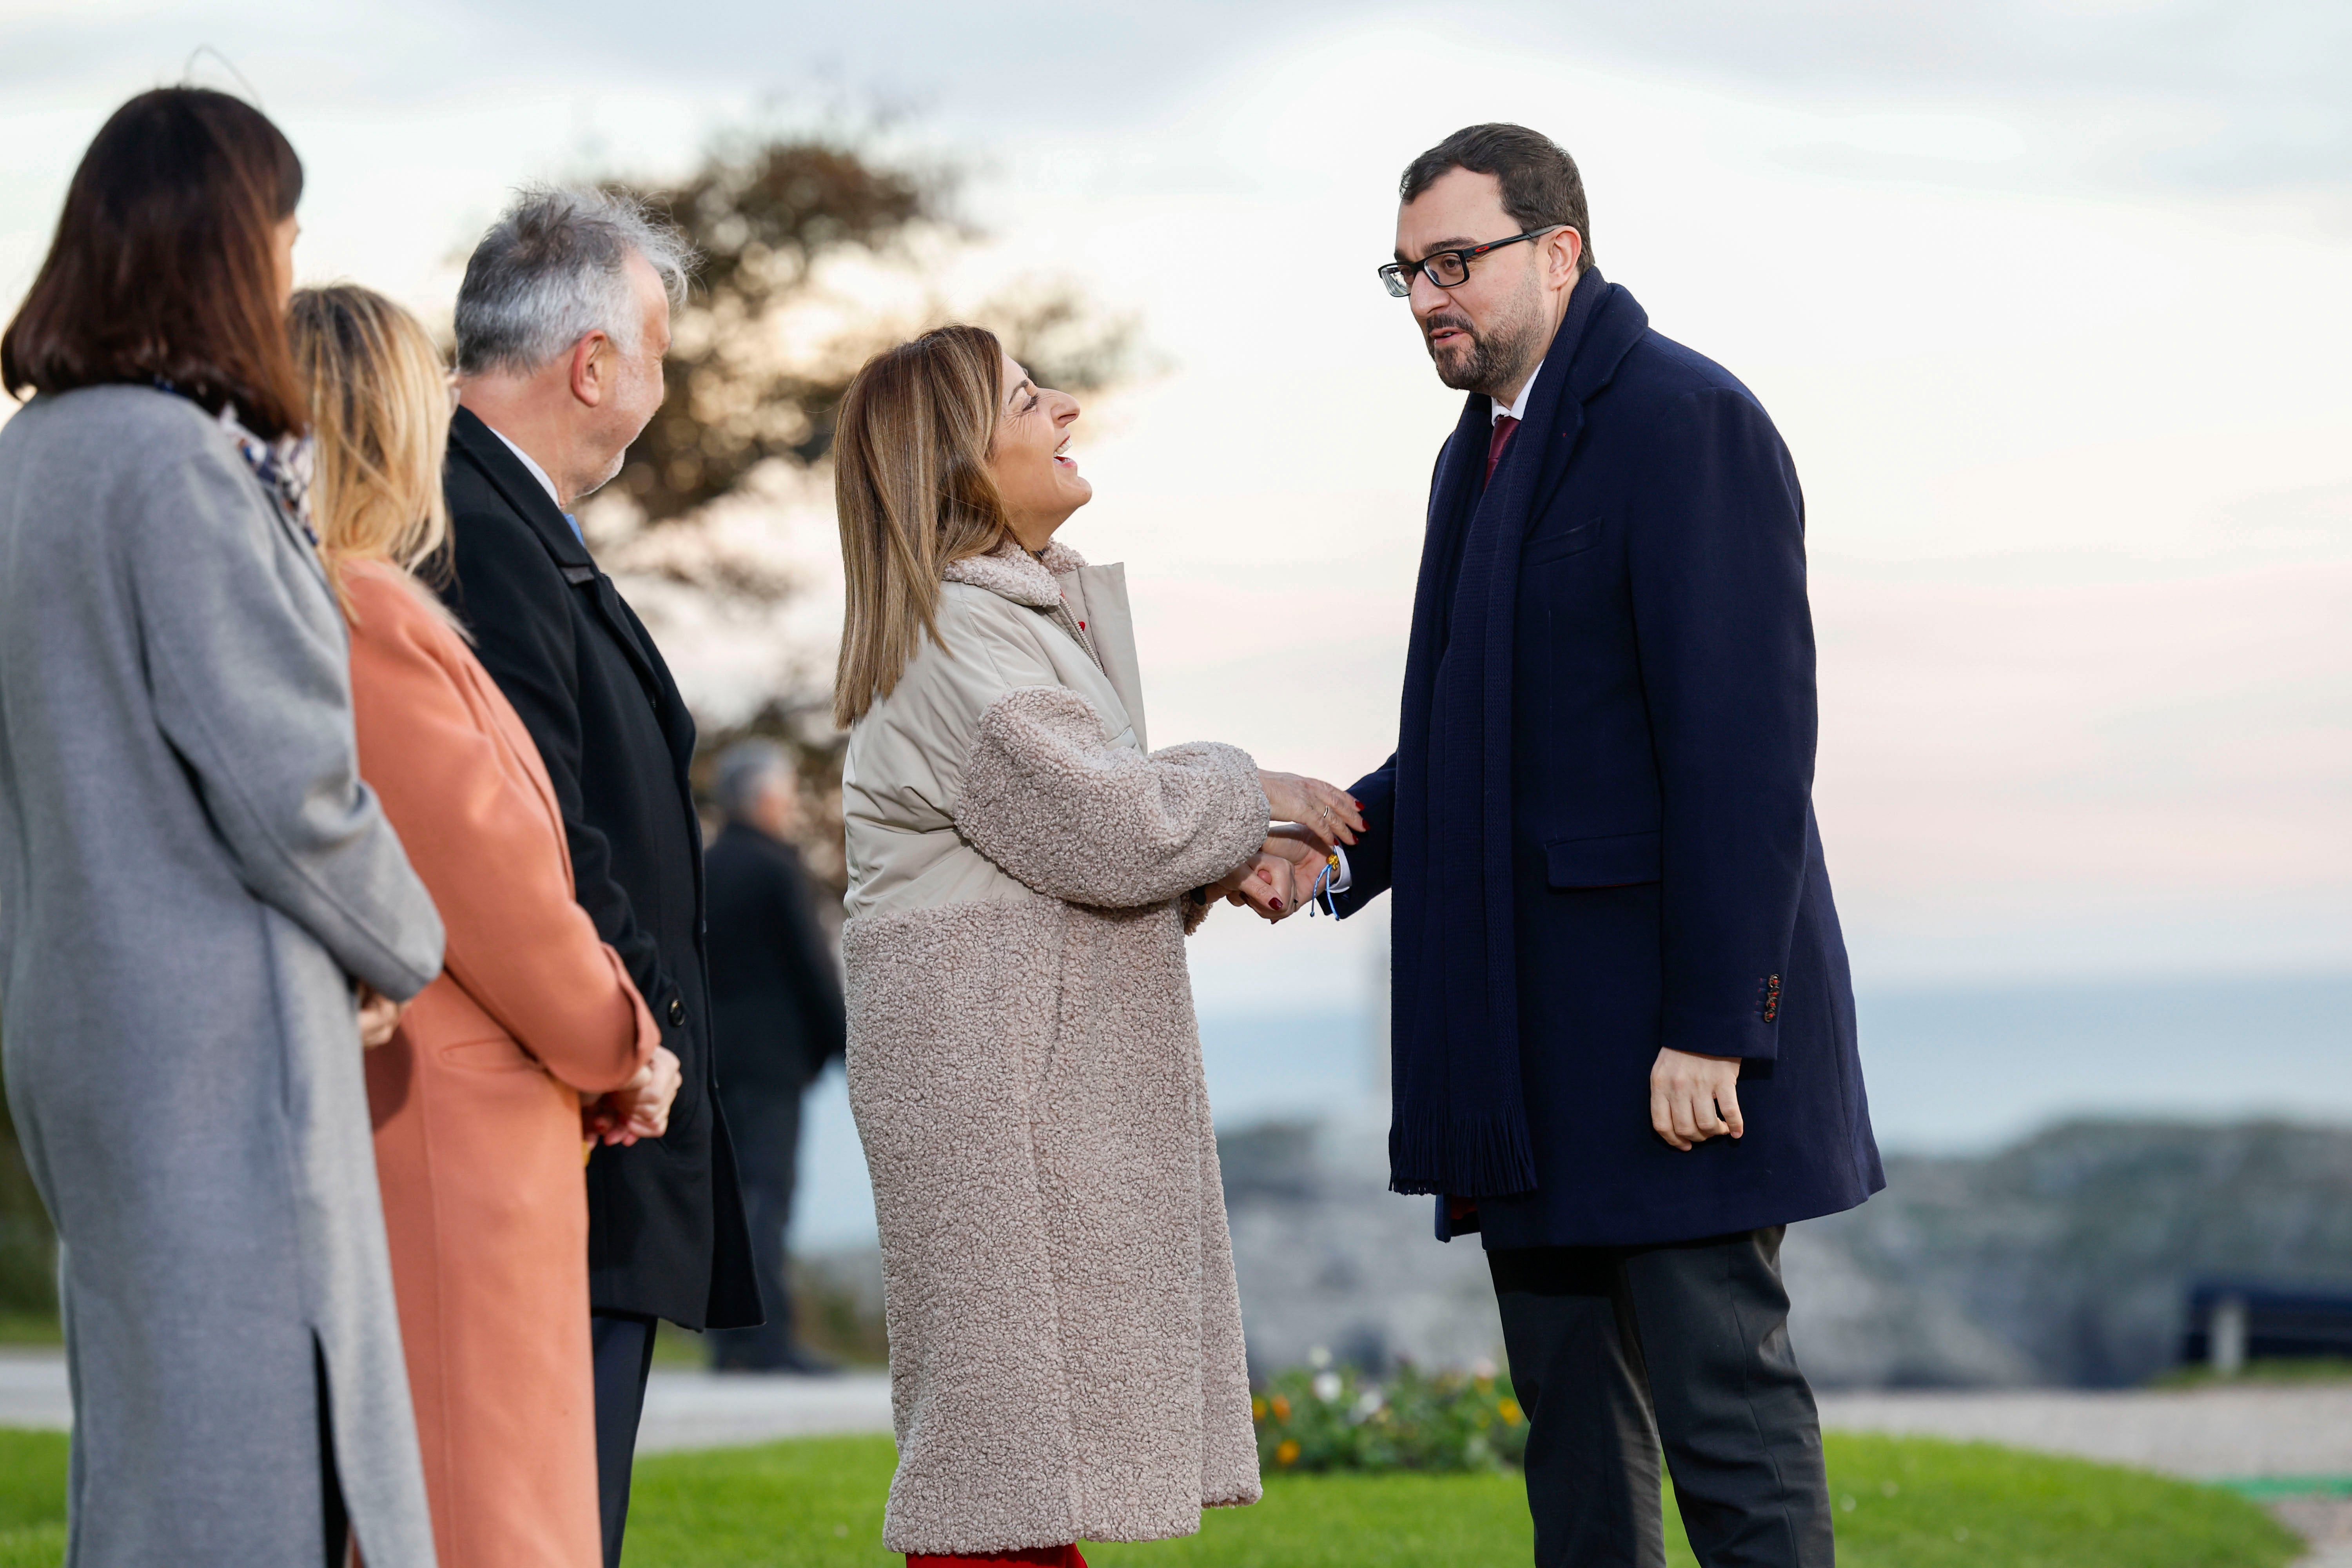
1486, 414, 1519, 484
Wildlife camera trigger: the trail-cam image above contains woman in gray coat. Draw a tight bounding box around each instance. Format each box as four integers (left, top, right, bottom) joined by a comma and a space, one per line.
0, 90, 445, 1566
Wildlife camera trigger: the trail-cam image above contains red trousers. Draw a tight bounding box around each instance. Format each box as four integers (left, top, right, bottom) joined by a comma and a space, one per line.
907, 1548, 1087, 1567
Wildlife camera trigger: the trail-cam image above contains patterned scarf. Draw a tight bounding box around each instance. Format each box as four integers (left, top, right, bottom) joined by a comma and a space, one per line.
157, 380, 318, 544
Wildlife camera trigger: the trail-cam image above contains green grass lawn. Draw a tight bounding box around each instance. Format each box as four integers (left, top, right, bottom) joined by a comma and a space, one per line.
0, 1430, 68, 1568
0, 1427, 2306, 1567
0, 1314, 60, 1347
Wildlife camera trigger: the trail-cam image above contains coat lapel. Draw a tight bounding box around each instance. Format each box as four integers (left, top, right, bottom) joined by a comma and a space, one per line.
447, 409, 682, 751
1054, 562, 1149, 754
600, 583, 699, 772
1526, 278, 1648, 524
448, 409, 583, 571
1488, 269, 1610, 544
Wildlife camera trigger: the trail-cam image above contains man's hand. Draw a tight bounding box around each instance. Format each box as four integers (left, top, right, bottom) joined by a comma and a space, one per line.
356, 986, 406, 1050
584, 1046, 683, 1147
1649, 1047, 1745, 1151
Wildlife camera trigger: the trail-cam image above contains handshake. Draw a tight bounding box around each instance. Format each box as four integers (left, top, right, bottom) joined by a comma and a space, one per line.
1209, 771, 1368, 923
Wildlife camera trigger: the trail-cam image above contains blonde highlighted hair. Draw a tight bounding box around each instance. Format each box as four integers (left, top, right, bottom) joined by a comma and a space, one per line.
831, 323, 1013, 728
287, 283, 454, 619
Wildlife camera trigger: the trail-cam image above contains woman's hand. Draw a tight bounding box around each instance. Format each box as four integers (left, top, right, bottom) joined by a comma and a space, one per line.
1258, 771, 1364, 849
1256, 831, 1329, 913
355, 985, 405, 1049
584, 1046, 684, 1147
1207, 853, 1286, 919
1209, 835, 1328, 922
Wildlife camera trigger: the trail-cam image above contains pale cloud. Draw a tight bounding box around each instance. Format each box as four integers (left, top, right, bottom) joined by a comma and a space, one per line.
1, 5, 2344, 1011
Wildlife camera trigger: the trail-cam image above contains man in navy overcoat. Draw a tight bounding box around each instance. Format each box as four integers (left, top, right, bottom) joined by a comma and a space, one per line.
1329, 124, 1882, 1567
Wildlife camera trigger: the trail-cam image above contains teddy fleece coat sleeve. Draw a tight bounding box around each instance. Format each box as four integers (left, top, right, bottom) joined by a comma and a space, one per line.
957, 684, 1267, 910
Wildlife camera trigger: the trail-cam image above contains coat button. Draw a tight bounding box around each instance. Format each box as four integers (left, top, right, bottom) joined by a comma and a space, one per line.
668, 998, 686, 1026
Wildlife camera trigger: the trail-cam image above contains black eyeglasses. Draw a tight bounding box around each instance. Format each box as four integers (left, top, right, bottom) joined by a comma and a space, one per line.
1378, 226, 1570, 298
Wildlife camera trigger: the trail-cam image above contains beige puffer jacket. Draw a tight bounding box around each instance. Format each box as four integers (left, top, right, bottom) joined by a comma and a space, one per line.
840, 538, 1268, 1556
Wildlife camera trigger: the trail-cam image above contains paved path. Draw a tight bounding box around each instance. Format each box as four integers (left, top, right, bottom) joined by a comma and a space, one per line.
1816, 1385, 2352, 1481
637, 1369, 891, 1452
0, 1350, 894, 1453
2272, 1498, 2352, 1568
0, 1353, 70, 1431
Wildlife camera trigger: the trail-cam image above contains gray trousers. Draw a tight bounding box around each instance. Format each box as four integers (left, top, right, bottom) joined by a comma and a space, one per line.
1488, 1227, 1833, 1568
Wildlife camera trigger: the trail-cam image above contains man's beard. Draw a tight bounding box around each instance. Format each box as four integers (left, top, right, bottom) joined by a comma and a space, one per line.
1423, 285, 1546, 399
580, 444, 628, 501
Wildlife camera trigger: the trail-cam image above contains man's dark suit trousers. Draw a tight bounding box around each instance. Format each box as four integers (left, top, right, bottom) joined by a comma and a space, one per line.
591, 1310, 660, 1568
1488, 1227, 1834, 1568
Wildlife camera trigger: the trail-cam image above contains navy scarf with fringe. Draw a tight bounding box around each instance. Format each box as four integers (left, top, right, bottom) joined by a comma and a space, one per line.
1388, 270, 1608, 1199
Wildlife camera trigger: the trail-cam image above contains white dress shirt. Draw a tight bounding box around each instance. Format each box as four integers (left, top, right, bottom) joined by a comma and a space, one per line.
1492, 373, 1537, 427
485, 425, 584, 544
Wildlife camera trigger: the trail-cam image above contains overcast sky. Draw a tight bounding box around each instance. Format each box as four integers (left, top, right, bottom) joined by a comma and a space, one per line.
4, 1, 2347, 1013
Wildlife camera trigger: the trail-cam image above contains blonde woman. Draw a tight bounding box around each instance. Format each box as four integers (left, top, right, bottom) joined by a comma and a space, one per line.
835, 324, 1364, 1567
288, 283, 681, 1568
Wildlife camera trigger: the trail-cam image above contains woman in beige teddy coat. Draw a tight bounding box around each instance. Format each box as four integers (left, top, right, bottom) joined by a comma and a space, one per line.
831, 324, 1363, 1567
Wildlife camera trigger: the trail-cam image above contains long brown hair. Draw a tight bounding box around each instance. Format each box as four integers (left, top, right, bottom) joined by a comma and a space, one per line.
0, 87, 307, 438
832, 324, 1013, 728
287, 284, 454, 621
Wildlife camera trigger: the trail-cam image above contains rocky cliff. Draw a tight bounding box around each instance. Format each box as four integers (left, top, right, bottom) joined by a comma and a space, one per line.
1217, 1116, 2352, 1388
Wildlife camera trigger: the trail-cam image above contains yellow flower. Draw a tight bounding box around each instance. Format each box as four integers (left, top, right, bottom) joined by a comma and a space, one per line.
1251, 1396, 1268, 1423
1270, 1394, 1292, 1421
1499, 1398, 1524, 1424
1275, 1439, 1301, 1467
1474, 1375, 1495, 1393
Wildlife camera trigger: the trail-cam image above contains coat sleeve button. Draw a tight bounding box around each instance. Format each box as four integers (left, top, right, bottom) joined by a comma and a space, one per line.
668, 998, 686, 1026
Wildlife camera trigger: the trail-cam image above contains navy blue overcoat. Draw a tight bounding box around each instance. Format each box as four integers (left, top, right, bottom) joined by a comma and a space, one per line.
1338, 275, 1884, 1249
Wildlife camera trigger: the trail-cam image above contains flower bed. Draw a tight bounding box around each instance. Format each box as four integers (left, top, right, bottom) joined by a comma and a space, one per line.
1252, 1357, 1529, 1474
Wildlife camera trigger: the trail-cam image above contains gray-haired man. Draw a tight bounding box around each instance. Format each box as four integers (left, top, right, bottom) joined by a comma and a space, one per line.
444, 186, 761, 1566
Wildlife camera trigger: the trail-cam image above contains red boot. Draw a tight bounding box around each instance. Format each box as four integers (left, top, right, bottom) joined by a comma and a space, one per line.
906, 1547, 1087, 1567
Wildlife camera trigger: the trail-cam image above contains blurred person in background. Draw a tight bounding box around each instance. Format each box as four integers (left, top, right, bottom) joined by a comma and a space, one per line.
292, 281, 685, 1568
832, 323, 1356, 1567
0, 89, 444, 1566
441, 185, 759, 1566
702, 739, 848, 1376
1333, 123, 1880, 1568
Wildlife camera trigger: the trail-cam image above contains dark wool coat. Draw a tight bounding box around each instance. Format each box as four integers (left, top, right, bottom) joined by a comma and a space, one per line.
441, 408, 759, 1329
705, 822, 846, 1097
1338, 274, 1884, 1249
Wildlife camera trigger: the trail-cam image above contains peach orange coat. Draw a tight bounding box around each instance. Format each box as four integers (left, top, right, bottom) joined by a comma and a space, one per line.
346, 559, 659, 1568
